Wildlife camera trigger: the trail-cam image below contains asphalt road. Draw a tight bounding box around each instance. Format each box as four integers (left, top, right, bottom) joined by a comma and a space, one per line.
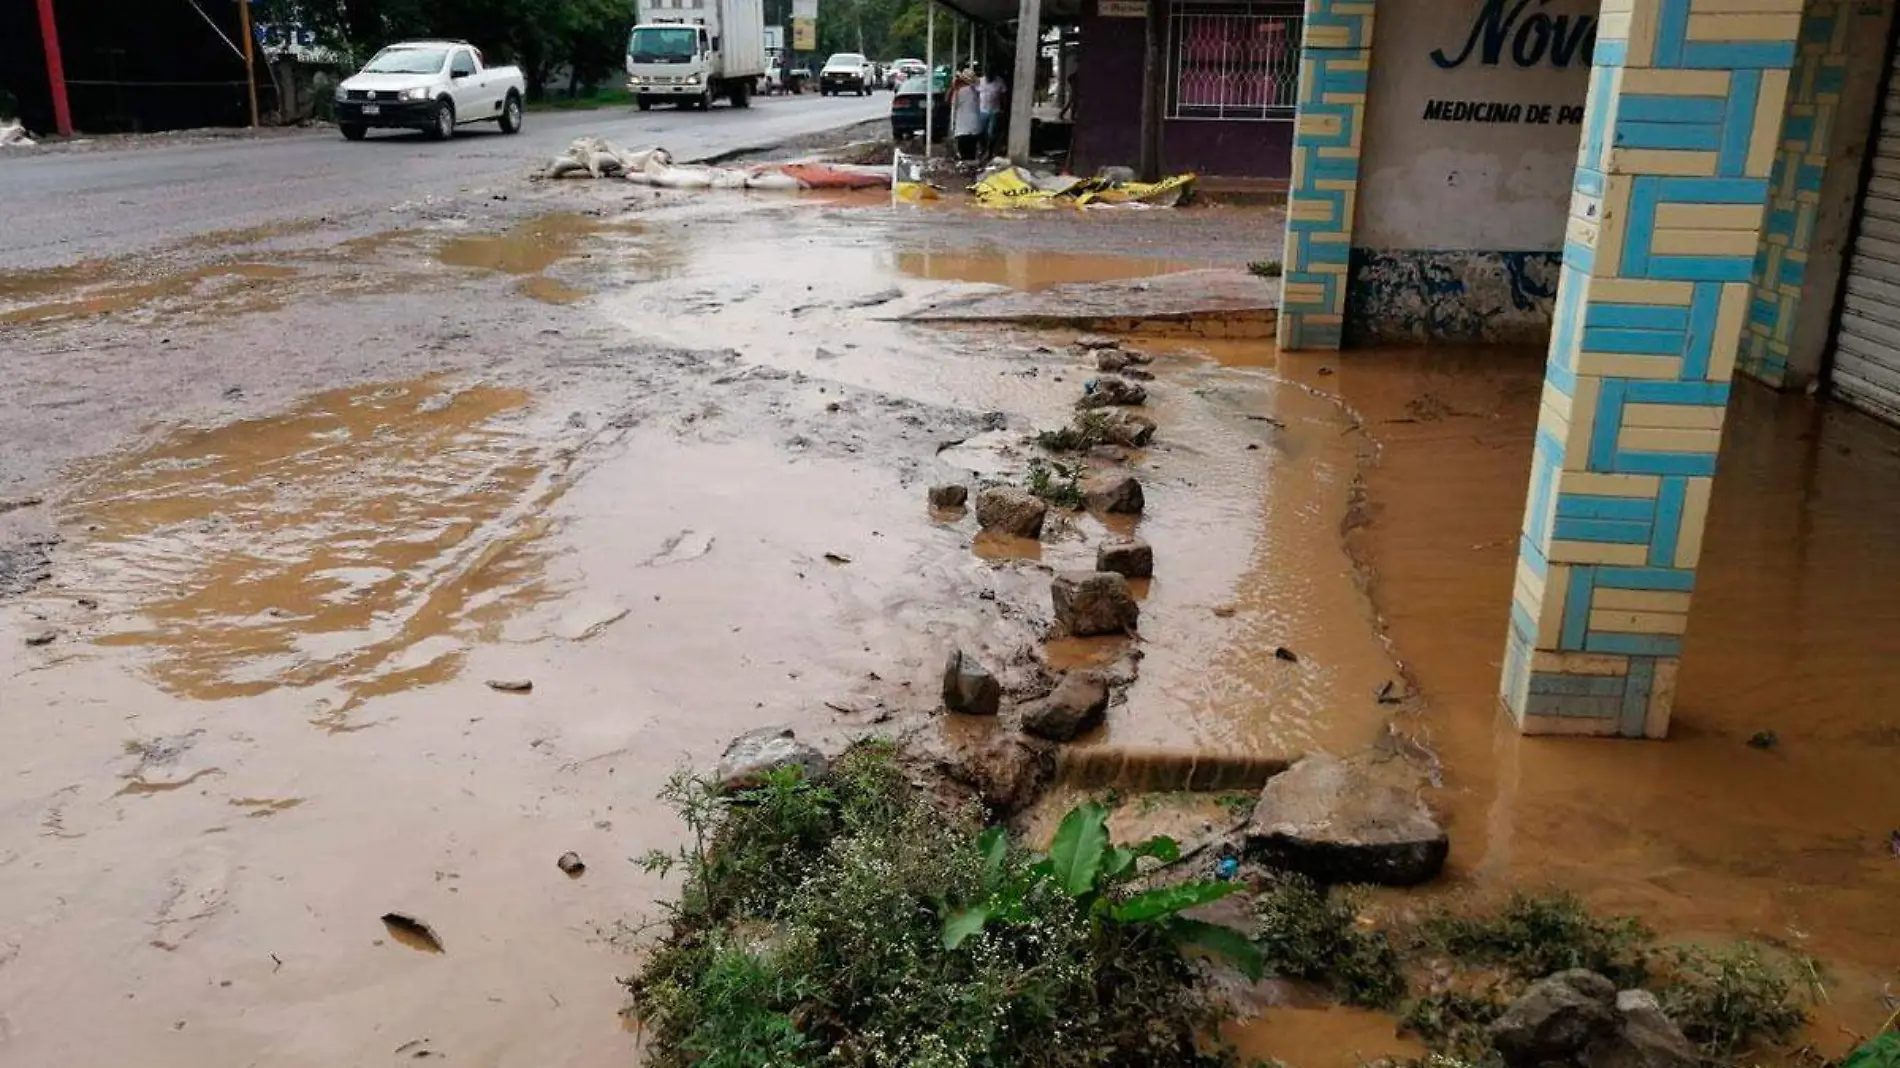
0, 92, 890, 271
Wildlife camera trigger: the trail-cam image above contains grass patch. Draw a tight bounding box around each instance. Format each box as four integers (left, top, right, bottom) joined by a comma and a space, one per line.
1398, 992, 1508, 1064
1248, 260, 1284, 278
1253, 875, 1406, 1009
1657, 944, 1810, 1060
1035, 411, 1115, 453
626, 745, 1252, 1068
528, 88, 636, 112
1423, 891, 1653, 987
1025, 457, 1086, 509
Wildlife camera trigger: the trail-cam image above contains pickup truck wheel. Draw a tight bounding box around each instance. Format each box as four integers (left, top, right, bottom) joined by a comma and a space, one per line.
430, 99, 455, 140
340, 123, 367, 141
498, 93, 523, 134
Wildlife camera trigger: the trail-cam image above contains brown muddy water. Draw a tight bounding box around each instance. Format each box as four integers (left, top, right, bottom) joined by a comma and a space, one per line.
2, 192, 1896, 1066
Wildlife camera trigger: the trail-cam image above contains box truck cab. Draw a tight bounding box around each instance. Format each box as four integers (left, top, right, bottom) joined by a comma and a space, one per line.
626, 0, 767, 110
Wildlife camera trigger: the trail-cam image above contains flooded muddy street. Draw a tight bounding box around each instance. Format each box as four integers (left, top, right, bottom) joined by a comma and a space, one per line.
1, 170, 1897, 1067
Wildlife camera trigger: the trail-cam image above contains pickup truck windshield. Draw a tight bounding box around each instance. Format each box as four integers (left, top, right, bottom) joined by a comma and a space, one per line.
826, 53, 866, 67
629, 27, 698, 62
362, 47, 448, 74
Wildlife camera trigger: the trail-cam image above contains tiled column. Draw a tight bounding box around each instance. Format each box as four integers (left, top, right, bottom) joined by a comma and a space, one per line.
1502, 0, 1801, 738
1739, 0, 1850, 388
1277, 0, 1374, 351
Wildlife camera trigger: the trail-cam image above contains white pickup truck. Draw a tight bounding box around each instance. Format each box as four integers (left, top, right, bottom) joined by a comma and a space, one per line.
334, 40, 526, 141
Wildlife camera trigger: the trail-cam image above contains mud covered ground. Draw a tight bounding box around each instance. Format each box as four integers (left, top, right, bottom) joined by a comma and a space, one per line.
2, 133, 1898, 1068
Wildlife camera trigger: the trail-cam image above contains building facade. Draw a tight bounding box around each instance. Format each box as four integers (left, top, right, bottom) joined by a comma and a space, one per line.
1279, 0, 1900, 737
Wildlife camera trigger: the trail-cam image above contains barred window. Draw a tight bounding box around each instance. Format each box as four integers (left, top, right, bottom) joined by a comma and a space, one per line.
1167, 1, 1302, 122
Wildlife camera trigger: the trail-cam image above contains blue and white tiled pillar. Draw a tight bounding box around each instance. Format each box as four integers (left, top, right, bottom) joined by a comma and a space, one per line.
1277, 0, 1375, 351
1503, 0, 1803, 737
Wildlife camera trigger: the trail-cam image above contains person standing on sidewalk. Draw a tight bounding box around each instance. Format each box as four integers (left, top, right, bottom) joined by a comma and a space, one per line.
950, 69, 983, 165
977, 69, 1006, 159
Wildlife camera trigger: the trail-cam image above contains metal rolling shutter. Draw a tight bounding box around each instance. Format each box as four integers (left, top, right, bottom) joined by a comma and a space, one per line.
1832, 52, 1900, 425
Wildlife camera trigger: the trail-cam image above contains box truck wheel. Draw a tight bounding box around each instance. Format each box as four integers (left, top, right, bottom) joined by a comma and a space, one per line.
636, 95, 652, 111
730, 80, 751, 108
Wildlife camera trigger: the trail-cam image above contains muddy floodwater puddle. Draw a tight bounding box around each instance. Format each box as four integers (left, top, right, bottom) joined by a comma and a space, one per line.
53, 379, 576, 717
891, 247, 1222, 291
0, 263, 301, 326
434, 211, 682, 303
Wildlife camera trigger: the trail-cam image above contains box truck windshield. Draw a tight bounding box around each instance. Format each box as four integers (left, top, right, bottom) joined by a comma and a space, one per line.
630, 27, 699, 62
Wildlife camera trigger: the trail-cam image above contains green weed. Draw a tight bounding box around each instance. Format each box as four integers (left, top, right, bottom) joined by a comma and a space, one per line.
1035, 411, 1115, 453
1398, 991, 1508, 1064
1248, 260, 1284, 278
1656, 943, 1810, 1059
626, 746, 1250, 1068
1423, 891, 1653, 987
1253, 875, 1406, 1009
1025, 457, 1085, 509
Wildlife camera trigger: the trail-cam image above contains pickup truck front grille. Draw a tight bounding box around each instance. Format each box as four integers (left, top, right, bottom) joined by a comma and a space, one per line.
345, 89, 398, 101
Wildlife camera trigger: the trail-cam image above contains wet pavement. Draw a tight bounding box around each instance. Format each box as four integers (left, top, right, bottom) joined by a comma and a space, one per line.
0, 143, 1897, 1067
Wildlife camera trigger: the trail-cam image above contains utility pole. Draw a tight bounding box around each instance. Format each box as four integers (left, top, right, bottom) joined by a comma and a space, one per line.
1138, 0, 1164, 180
924, 2, 935, 159
1005, 0, 1039, 162
35, 0, 73, 136
238, 0, 260, 127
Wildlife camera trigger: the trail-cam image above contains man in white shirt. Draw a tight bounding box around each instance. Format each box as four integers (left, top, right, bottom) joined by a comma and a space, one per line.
977, 71, 1006, 158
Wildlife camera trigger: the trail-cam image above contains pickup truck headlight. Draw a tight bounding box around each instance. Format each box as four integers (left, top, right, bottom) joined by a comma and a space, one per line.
399, 87, 431, 102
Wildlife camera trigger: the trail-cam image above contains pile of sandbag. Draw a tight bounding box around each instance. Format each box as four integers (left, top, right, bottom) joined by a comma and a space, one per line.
543, 137, 890, 191
545, 137, 670, 179
0, 120, 37, 148
968, 162, 1195, 209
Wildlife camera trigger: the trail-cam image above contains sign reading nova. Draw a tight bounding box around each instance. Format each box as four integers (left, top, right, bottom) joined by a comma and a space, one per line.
1431, 0, 1597, 70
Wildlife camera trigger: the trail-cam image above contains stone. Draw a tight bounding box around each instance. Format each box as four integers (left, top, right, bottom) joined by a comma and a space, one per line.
1486, 972, 1694, 1068
1096, 349, 1132, 372
1074, 334, 1121, 350
942, 648, 1003, 716
1100, 410, 1157, 447
975, 486, 1048, 539
1076, 376, 1148, 409
1243, 751, 1448, 886
1051, 571, 1139, 637
1082, 471, 1144, 514
928, 483, 969, 508
1020, 672, 1109, 741
1490, 970, 1620, 1068
1087, 444, 1129, 463
1600, 990, 1699, 1068
485, 678, 533, 692
556, 851, 586, 876
918, 730, 1055, 815
713, 727, 829, 794
23, 628, 57, 648
1096, 537, 1154, 579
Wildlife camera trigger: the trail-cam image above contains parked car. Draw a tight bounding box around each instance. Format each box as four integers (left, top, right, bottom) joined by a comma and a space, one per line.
889, 71, 949, 142
820, 52, 874, 96
334, 40, 524, 141
888, 58, 926, 90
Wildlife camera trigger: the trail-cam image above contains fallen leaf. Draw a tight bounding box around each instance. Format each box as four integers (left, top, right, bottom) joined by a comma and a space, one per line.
381, 913, 445, 953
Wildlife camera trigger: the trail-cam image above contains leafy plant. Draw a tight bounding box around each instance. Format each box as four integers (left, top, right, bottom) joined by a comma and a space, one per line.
942, 801, 1263, 979
627, 748, 1247, 1068
1248, 260, 1284, 278
1424, 892, 1653, 987
1399, 991, 1509, 1063
1655, 943, 1809, 1058
1841, 1031, 1900, 1068
1024, 457, 1086, 508
1036, 411, 1114, 453
1253, 874, 1406, 1008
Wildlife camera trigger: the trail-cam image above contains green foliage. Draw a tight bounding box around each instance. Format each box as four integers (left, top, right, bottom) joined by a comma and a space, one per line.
1841, 1032, 1900, 1068
1252, 875, 1406, 1009
943, 801, 1261, 979
1398, 992, 1508, 1064
1424, 892, 1653, 987
1655, 944, 1810, 1059
1025, 457, 1085, 509
627, 747, 1248, 1068
1036, 411, 1115, 453
1248, 260, 1284, 278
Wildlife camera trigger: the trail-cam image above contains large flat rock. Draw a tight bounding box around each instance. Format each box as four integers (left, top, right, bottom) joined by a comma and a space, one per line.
1243, 751, 1447, 886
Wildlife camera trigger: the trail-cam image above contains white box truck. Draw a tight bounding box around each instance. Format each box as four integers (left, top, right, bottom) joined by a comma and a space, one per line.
626, 0, 767, 110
